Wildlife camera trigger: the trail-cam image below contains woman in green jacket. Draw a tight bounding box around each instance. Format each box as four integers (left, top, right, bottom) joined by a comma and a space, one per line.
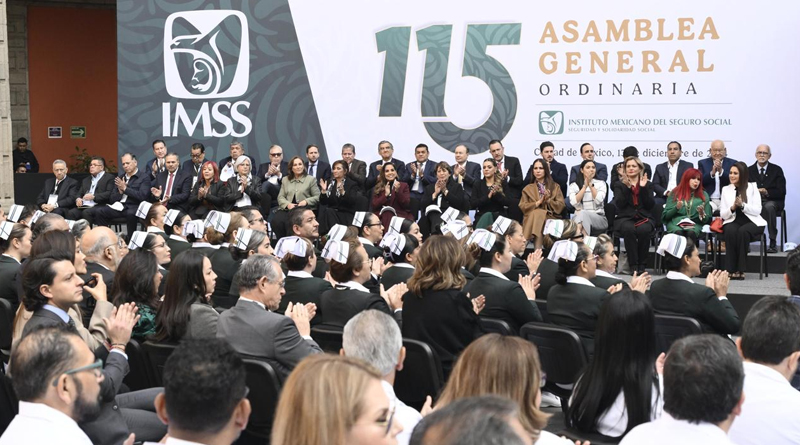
662, 168, 711, 243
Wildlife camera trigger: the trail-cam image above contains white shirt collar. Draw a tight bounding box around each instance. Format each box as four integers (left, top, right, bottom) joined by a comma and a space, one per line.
15, 401, 91, 442
238, 296, 266, 310
146, 226, 163, 233
92, 171, 105, 180
2, 253, 21, 264
287, 270, 313, 278
479, 267, 510, 281
666, 271, 694, 283
358, 236, 374, 247
339, 280, 371, 293
149, 437, 210, 445
43, 304, 70, 323
743, 361, 790, 386
393, 263, 414, 269
567, 276, 596, 287
595, 269, 616, 279
169, 234, 189, 243
192, 242, 220, 249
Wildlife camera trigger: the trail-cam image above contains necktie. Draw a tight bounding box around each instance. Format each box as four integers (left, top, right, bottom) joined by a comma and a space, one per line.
165, 173, 174, 198
66, 317, 77, 332
309, 163, 316, 177
760, 167, 765, 182
53, 180, 61, 194
497, 161, 503, 172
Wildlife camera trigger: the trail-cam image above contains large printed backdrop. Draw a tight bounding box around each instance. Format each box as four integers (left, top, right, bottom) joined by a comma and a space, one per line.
118, 0, 800, 242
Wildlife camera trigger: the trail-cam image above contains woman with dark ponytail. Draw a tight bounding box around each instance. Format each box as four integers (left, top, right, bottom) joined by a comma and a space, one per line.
546, 240, 621, 356
378, 232, 420, 290
463, 229, 542, 333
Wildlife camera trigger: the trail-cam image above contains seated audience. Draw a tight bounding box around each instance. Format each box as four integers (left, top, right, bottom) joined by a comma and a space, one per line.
620, 335, 744, 445
208, 212, 249, 308
409, 396, 532, 445
217, 254, 321, 382
36, 159, 79, 217
153, 250, 218, 343
343, 310, 423, 445
319, 160, 359, 232
372, 162, 413, 230
748, 144, 785, 253
317, 240, 403, 329
590, 233, 651, 291
275, 236, 331, 314
451, 143, 482, 203
256, 144, 288, 207
273, 156, 320, 239
570, 143, 610, 184
728, 296, 800, 445
1, 327, 104, 444
129, 231, 171, 293
366, 139, 409, 189
463, 230, 541, 333
182, 142, 206, 185
720, 161, 767, 280
149, 152, 192, 213
111, 249, 162, 341
0, 222, 31, 310
532, 141, 569, 199
662, 168, 711, 243
648, 234, 740, 335
223, 155, 267, 213
187, 161, 227, 220
140, 201, 167, 235
353, 211, 385, 259
535, 219, 584, 301
78, 226, 121, 321
388, 216, 423, 244
569, 160, 608, 236
402, 235, 484, 376
547, 240, 620, 355
569, 289, 664, 437
379, 232, 419, 290
652, 141, 693, 221
164, 209, 191, 258
148, 339, 250, 445
471, 158, 510, 228
419, 162, 468, 237
342, 143, 368, 192
218, 141, 246, 183
89, 153, 151, 237
66, 156, 115, 222
436, 334, 573, 444
519, 159, 565, 248
610, 146, 652, 190
271, 354, 404, 445
491, 217, 534, 281
488, 140, 524, 222
698, 139, 737, 212
405, 144, 438, 217
227, 228, 272, 298
305, 144, 332, 184
612, 156, 655, 274
237, 205, 267, 232
12, 137, 39, 173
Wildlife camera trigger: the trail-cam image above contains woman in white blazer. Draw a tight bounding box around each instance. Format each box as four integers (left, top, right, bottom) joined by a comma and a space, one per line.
720, 161, 766, 280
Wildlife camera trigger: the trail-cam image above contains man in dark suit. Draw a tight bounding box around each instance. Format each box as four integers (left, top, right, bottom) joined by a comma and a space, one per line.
531, 141, 569, 198
342, 143, 368, 191
569, 142, 609, 184
181, 142, 207, 187
452, 143, 481, 203
150, 153, 192, 212
218, 141, 246, 183
20, 254, 165, 444
406, 143, 438, 218
366, 140, 409, 189
88, 153, 151, 237
36, 159, 79, 217
12, 137, 39, 173
256, 144, 289, 209
489, 139, 523, 220
354, 212, 384, 259
144, 139, 168, 185
749, 144, 786, 252
65, 156, 115, 222
697, 139, 737, 211
305, 144, 331, 184
217, 255, 322, 382
79, 227, 121, 321
652, 141, 693, 225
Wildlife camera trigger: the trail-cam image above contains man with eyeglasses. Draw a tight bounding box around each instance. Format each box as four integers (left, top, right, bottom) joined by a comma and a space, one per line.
748, 144, 785, 253
36, 159, 79, 217
218, 255, 322, 382
150, 152, 192, 212
238, 206, 268, 233
78, 227, 122, 321
257, 144, 289, 209
0, 326, 107, 445
144, 339, 251, 445
354, 212, 384, 259
19, 252, 168, 444
181, 143, 206, 187
698, 139, 738, 212
67, 156, 115, 223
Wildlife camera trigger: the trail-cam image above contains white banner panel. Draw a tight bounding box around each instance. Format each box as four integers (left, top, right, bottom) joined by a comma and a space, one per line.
290, 0, 800, 242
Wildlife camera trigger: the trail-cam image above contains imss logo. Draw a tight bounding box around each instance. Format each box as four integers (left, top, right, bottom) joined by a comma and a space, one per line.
162, 10, 253, 137
539, 111, 564, 135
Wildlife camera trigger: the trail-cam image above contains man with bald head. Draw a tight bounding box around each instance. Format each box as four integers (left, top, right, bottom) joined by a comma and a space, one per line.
451, 144, 481, 202
79, 227, 122, 319
698, 140, 737, 212
748, 144, 785, 253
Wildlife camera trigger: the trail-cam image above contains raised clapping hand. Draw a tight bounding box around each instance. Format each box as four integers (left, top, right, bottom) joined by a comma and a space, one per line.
380, 283, 407, 311
607, 283, 624, 294
705, 269, 730, 297
103, 302, 140, 346
468, 293, 486, 314
519, 273, 540, 300
525, 248, 543, 275
630, 271, 652, 293
639, 172, 648, 187
285, 302, 312, 337
319, 179, 328, 193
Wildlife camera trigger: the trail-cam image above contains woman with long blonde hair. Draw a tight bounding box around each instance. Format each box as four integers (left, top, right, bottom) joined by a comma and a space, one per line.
271, 354, 403, 445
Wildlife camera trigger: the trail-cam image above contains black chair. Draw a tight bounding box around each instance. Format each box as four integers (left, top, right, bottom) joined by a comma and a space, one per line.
0, 375, 18, 435
0, 299, 14, 366
715, 232, 769, 279
395, 338, 444, 411
310, 327, 344, 353
123, 339, 153, 390
779, 208, 788, 251
480, 317, 513, 335
654, 315, 702, 355
141, 341, 178, 387
234, 359, 282, 445
519, 322, 587, 421
534, 300, 548, 323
